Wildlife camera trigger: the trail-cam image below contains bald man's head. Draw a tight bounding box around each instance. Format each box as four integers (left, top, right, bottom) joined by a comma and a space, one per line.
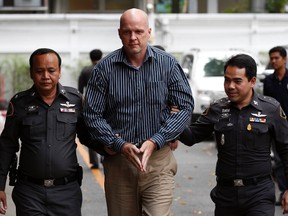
120, 8, 149, 29
118, 8, 151, 60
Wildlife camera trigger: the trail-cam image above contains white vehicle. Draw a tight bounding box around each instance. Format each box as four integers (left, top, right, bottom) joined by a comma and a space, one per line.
180, 49, 264, 121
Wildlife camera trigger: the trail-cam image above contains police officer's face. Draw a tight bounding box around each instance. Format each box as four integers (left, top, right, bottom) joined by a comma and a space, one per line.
30, 53, 61, 95
269, 52, 286, 71
224, 66, 256, 109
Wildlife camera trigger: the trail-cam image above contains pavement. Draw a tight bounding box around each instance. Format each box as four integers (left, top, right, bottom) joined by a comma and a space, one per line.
3, 141, 285, 216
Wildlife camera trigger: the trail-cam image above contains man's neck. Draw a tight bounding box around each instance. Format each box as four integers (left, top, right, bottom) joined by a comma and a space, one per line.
275, 67, 286, 80
39, 89, 57, 106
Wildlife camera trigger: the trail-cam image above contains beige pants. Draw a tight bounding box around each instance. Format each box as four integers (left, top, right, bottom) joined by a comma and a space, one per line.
103, 145, 177, 216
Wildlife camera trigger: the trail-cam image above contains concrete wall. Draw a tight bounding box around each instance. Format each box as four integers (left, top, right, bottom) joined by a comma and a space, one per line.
0, 13, 288, 89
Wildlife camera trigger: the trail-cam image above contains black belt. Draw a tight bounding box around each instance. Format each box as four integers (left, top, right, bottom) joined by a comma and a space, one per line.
217, 175, 271, 187
17, 172, 77, 187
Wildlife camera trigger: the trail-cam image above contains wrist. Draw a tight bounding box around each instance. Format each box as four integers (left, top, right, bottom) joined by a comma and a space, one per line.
148, 138, 157, 150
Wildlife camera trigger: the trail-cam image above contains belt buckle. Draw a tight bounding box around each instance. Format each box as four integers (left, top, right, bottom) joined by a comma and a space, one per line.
234, 179, 244, 187
44, 179, 55, 187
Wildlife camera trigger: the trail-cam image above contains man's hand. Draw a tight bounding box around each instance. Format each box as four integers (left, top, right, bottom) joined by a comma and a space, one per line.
121, 143, 142, 170
168, 140, 179, 151
0, 191, 7, 215
139, 140, 156, 172
104, 146, 117, 155
282, 190, 288, 214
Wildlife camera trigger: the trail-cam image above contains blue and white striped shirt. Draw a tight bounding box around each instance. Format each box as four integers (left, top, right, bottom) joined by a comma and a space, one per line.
83, 45, 194, 152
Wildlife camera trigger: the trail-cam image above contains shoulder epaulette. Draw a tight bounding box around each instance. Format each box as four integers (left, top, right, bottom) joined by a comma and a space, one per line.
63, 86, 82, 97
212, 97, 229, 106
12, 88, 33, 100
258, 94, 279, 107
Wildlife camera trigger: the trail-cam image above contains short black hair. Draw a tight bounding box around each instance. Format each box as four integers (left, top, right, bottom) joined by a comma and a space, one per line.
269, 46, 287, 58
29, 48, 61, 68
224, 54, 257, 81
90, 49, 103, 61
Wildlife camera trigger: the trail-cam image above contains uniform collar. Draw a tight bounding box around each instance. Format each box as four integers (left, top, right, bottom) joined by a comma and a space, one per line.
248, 90, 263, 111
227, 90, 263, 111
30, 83, 70, 101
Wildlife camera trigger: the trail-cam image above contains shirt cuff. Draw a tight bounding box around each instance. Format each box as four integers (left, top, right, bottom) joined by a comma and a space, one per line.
0, 177, 7, 191
150, 133, 166, 149
113, 138, 126, 153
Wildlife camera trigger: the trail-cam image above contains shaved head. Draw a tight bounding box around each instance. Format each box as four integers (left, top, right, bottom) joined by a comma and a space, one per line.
118, 8, 151, 64
120, 8, 149, 29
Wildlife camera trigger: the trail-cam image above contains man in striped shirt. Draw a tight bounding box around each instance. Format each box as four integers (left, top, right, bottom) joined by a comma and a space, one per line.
83, 8, 194, 216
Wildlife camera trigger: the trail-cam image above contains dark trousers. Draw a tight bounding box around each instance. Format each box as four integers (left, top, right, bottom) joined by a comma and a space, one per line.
211, 178, 275, 216
88, 148, 99, 165
12, 180, 82, 216
271, 142, 288, 195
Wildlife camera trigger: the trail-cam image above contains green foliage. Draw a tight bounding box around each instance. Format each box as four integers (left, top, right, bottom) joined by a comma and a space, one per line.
0, 55, 32, 98
223, 0, 250, 13
266, 0, 288, 13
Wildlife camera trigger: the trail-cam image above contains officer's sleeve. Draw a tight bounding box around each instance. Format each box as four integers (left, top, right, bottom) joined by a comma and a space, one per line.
179, 105, 216, 146
272, 105, 288, 182
76, 115, 107, 156
0, 101, 20, 191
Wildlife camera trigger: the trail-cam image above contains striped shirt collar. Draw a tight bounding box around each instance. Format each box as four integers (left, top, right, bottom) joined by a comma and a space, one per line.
111, 45, 157, 66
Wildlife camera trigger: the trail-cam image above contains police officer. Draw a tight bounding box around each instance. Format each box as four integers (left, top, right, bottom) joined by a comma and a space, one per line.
0, 48, 92, 215
263, 46, 288, 205
179, 54, 288, 215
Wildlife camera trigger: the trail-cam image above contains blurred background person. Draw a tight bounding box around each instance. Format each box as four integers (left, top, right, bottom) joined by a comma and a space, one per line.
263, 46, 288, 205
78, 49, 103, 169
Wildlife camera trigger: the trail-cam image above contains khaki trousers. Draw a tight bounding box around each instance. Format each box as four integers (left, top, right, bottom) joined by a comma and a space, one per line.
103, 145, 177, 216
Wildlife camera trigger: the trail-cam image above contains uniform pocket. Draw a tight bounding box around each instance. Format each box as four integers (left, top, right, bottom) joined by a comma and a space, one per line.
244, 123, 269, 151
214, 121, 234, 150
22, 116, 44, 139
56, 114, 77, 141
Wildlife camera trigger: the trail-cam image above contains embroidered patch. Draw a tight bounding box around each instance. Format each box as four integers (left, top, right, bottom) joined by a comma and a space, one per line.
280, 106, 287, 119
249, 117, 266, 123
60, 108, 75, 113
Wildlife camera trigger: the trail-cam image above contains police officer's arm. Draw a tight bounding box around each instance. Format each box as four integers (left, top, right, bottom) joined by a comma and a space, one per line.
76, 106, 108, 155
179, 106, 216, 146
0, 101, 21, 214
271, 106, 288, 214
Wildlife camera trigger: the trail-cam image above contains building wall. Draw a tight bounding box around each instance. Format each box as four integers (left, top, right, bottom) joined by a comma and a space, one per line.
0, 13, 287, 90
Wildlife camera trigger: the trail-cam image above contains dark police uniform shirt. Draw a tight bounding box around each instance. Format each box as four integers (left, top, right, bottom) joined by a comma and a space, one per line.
180, 91, 288, 180
0, 83, 91, 190
263, 68, 288, 116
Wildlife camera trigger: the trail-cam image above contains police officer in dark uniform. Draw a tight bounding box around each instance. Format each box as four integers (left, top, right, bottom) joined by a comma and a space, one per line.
179, 54, 288, 215
0, 48, 92, 215
263, 46, 288, 205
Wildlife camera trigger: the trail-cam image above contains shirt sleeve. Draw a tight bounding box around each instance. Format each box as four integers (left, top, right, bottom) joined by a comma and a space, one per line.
272, 105, 288, 182
83, 67, 119, 150
150, 63, 194, 148
0, 101, 20, 191
179, 105, 216, 146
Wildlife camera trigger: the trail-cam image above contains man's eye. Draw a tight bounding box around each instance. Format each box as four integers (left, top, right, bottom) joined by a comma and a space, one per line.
123, 31, 130, 35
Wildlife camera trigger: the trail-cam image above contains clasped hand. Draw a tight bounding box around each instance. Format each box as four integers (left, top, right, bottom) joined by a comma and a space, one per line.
121, 140, 155, 172
282, 190, 288, 214
0, 191, 7, 215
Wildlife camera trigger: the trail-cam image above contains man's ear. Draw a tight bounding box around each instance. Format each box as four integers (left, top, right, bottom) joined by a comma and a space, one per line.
251, 76, 257, 87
